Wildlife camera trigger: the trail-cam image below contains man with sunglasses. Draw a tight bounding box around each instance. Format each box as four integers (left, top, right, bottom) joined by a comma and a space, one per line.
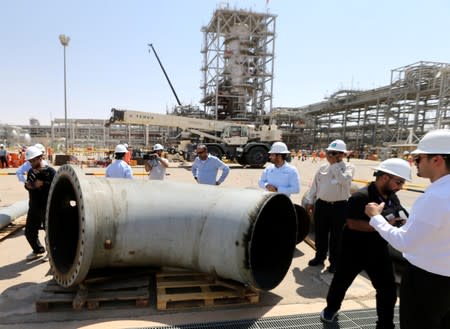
366, 129, 450, 329
305, 139, 355, 273
192, 144, 229, 185
321, 158, 411, 327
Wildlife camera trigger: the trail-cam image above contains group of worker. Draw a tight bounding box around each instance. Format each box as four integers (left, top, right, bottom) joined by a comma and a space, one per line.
10, 129, 450, 328
302, 130, 450, 329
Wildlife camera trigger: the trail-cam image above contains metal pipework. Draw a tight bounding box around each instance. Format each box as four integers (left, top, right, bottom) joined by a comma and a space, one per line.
0, 200, 28, 229
46, 165, 298, 290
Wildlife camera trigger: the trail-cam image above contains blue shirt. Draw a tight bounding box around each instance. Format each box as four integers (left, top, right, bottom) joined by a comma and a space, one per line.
16, 160, 48, 183
258, 162, 300, 197
105, 160, 133, 179
191, 154, 230, 185
16, 161, 31, 183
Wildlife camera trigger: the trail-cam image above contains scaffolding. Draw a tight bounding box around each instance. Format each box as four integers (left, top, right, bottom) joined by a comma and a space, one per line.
200, 6, 276, 122
273, 61, 450, 152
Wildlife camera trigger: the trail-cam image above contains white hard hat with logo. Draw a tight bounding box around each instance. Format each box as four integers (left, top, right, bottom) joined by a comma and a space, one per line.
115, 144, 127, 153
269, 142, 290, 154
153, 143, 164, 151
326, 139, 347, 153
25, 146, 43, 161
411, 129, 450, 154
373, 158, 412, 181
34, 143, 46, 155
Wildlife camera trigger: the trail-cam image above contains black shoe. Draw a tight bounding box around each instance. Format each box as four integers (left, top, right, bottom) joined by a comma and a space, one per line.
308, 257, 325, 266
327, 265, 336, 274
320, 308, 338, 323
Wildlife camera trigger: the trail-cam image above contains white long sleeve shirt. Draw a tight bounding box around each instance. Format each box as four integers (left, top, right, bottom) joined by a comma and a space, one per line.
304, 161, 354, 204
370, 174, 450, 276
258, 162, 300, 197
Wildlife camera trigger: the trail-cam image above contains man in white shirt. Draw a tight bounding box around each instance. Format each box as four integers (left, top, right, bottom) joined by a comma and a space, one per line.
304, 139, 355, 273
258, 142, 300, 198
145, 143, 169, 180
366, 129, 450, 329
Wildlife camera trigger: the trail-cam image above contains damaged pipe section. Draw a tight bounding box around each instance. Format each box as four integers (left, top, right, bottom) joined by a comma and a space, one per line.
46, 165, 298, 290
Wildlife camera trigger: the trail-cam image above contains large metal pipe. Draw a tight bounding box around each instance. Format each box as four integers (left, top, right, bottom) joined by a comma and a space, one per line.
46, 165, 298, 290
0, 200, 28, 229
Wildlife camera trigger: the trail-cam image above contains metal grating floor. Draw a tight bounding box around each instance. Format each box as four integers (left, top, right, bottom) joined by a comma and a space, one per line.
136, 307, 399, 329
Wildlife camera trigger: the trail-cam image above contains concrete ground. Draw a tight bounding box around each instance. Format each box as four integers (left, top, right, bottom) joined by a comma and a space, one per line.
0, 158, 427, 329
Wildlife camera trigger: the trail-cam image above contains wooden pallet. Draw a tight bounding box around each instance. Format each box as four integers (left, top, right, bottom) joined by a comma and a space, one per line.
156, 271, 259, 310
0, 216, 26, 241
36, 275, 150, 312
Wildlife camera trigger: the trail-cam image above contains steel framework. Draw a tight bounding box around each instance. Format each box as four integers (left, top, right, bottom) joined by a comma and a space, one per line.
272, 61, 450, 152
200, 6, 276, 122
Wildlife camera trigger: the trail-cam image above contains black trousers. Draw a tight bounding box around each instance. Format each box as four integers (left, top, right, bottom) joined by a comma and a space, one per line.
313, 199, 347, 267
0, 155, 7, 168
326, 229, 397, 329
400, 262, 450, 329
25, 207, 45, 253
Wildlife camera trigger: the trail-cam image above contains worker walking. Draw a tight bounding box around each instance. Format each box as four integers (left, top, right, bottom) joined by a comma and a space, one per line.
23, 146, 56, 261
105, 144, 133, 179
145, 143, 169, 180
192, 144, 229, 185
366, 129, 450, 329
258, 142, 300, 197
321, 158, 411, 328
0, 144, 8, 168
304, 139, 355, 273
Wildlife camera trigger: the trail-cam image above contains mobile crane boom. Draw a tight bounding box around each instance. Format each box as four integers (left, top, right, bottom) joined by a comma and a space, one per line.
148, 43, 182, 106
108, 108, 282, 167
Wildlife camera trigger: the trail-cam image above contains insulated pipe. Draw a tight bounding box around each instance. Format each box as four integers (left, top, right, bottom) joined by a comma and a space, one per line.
0, 199, 28, 229
46, 165, 298, 290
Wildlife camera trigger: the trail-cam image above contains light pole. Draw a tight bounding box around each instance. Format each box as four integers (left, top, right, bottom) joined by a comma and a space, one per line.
59, 34, 70, 154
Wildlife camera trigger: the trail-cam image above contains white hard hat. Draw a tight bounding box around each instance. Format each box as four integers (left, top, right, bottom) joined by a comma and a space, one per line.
373, 158, 412, 181
0, 144, 4, 147
268, 142, 290, 154
115, 144, 127, 153
34, 143, 46, 155
25, 146, 43, 161
326, 139, 347, 153
123, 143, 129, 148
403, 150, 410, 155
153, 143, 164, 151
411, 129, 450, 154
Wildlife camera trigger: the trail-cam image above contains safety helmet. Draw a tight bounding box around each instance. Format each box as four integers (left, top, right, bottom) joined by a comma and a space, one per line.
34, 143, 46, 155
403, 150, 410, 155
25, 146, 43, 161
326, 139, 347, 153
0, 144, 3, 147
268, 142, 290, 154
153, 143, 164, 151
411, 129, 450, 154
114, 144, 127, 153
373, 158, 412, 181
123, 143, 129, 149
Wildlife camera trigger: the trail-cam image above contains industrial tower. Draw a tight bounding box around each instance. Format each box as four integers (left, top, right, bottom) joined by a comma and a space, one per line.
200, 6, 276, 122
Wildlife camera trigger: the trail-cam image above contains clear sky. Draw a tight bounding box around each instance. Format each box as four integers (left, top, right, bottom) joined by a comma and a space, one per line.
1, 0, 450, 126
